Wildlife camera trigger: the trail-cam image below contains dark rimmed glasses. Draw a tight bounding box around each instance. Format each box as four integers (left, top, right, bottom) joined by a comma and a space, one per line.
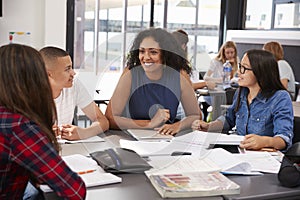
239, 63, 253, 74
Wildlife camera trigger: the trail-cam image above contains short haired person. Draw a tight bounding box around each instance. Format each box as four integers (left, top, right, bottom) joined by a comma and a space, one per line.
263, 41, 296, 99
40, 46, 109, 140
105, 28, 201, 135
192, 49, 294, 151
0, 44, 86, 199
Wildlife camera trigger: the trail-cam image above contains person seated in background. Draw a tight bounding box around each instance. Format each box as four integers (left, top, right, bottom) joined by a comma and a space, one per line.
263, 41, 296, 99
0, 44, 86, 199
172, 29, 206, 120
204, 40, 239, 85
172, 29, 207, 90
105, 28, 201, 135
192, 49, 294, 151
40, 46, 109, 140
198, 41, 239, 121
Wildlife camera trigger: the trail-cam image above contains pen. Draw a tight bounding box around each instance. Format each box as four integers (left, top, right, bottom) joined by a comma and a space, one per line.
77, 169, 96, 175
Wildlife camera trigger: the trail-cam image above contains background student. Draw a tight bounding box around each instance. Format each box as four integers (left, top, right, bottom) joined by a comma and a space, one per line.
0, 43, 86, 199
40, 46, 109, 140
105, 28, 201, 135
171, 29, 208, 90
203, 41, 239, 84
263, 41, 296, 99
192, 49, 294, 151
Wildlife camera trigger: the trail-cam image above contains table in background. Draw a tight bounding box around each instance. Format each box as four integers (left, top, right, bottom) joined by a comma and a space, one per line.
293, 101, 300, 117
45, 130, 300, 200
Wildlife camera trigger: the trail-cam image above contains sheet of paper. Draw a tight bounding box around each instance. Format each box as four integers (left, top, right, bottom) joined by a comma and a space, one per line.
172, 131, 244, 146
119, 139, 206, 157
201, 148, 260, 175
126, 129, 173, 141
58, 135, 105, 144
146, 156, 221, 176
40, 154, 122, 192
62, 154, 99, 172
234, 151, 281, 173
40, 169, 122, 192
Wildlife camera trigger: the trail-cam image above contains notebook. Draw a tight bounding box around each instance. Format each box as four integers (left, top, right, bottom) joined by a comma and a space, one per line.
40, 154, 121, 192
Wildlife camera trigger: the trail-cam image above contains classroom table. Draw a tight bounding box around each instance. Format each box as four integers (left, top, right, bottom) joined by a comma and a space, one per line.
293, 101, 300, 117
45, 130, 300, 200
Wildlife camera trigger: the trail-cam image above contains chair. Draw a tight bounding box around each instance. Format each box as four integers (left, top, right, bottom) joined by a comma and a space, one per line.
293, 117, 300, 144
294, 81, 300, 101
199, 71, 206, 80
73, 100, 109, 128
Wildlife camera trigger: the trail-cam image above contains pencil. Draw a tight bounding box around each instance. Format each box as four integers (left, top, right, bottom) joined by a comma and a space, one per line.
77, 169, 96, 175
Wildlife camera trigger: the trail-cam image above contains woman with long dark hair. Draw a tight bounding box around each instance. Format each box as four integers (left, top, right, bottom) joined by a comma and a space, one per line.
192, 49, 293, 151
106, 28, 201, 135
0, 44, 86, 199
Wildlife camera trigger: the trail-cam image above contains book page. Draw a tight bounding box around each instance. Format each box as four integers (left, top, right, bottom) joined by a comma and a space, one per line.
62, 154, 99, 172
40, 154, 122, 192
172, 131, 244, 146
145, 156, 221, 176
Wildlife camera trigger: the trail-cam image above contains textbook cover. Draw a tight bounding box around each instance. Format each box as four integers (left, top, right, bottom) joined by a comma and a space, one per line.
149, 171, 240, 198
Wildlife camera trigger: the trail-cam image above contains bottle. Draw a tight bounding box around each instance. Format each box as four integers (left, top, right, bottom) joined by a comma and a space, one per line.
223, 60, 232, 88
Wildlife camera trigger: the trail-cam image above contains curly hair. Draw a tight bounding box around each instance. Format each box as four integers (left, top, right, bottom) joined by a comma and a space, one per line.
126, 28, 191, 75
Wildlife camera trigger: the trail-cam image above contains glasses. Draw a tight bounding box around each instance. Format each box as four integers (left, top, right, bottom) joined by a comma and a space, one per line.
239, 63, 253, 74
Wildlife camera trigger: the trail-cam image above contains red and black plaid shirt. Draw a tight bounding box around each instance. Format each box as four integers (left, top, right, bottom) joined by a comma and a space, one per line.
0, 106, 86, 199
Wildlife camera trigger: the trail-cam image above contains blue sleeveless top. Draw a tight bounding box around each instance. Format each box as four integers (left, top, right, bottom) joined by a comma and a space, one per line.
123, 66, 181, 123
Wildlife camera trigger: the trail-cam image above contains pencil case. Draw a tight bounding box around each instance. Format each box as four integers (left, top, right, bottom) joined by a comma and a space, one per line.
90, 148, 152, 174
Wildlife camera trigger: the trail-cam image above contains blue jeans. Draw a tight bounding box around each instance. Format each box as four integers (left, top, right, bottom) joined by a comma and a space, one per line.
23, 182, 41, 200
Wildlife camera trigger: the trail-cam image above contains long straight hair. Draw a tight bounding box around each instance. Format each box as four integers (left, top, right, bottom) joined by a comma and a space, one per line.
0, 44, 58, 151
235, 49, 285, 112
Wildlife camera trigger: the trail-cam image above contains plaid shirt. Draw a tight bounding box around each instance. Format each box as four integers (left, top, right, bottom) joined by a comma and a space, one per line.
0, 106, 86, 199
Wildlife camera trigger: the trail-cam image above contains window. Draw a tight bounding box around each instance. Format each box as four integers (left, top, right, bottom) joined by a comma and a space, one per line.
72, 0, 221, 100
274, 0, 300, 28
245, 0, 300, 29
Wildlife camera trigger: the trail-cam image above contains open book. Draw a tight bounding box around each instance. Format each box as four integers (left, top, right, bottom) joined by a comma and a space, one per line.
40, 154, 121, 192
126, 129, 173, 141
148, 171, 240, 198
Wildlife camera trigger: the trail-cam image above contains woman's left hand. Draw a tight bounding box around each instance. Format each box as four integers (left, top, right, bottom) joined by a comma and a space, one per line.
155, 123, 180, 136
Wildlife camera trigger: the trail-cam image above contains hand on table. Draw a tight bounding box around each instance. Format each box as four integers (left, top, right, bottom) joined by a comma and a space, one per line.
60, 124, 83, 140
191, 120, 209, 131
240, 134, 267, 150
155, 123, 180, 136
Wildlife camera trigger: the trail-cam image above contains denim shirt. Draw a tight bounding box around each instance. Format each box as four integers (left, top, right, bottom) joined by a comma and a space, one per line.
219, 88, 294, 150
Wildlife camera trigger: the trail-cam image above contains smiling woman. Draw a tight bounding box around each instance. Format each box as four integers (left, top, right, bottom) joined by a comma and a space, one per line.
105, 28, 201, 136
192, 49, 294, 152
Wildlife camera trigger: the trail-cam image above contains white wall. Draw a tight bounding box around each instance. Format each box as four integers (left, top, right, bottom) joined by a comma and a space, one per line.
226, 30, 300, 46
0, 0, 66, 49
